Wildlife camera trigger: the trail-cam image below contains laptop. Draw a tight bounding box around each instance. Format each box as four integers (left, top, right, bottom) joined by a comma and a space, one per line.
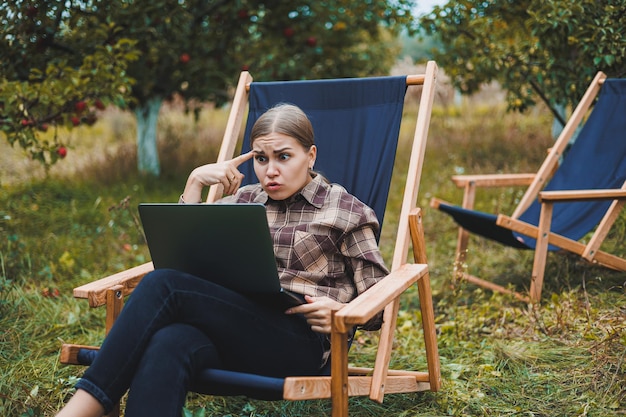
138, 203, 306, 309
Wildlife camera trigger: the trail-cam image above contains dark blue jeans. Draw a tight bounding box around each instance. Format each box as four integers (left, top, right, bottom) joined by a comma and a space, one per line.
75, 269, 326, 416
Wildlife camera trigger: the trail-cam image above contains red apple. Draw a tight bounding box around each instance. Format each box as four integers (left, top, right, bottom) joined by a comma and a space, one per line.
21, 119, 31, 126
283, 27, 295, 38
75, 101, 86, 113
179, 53, 190, 64
71, 116, 80, 126
94, 99, 105, 110
56, 146, 67, 158
39, 123, 49, 132
306, 36, 317, 47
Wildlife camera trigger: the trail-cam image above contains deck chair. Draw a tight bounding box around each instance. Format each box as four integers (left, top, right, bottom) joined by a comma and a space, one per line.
431, 71, 626, 303
59, 61, 441, 417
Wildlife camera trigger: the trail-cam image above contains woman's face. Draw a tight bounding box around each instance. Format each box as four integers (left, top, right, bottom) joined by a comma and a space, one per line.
252, 132, 317, 201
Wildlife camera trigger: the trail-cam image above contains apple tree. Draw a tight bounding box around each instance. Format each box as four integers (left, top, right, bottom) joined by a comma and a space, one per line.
420, 0, 626, 126
101, 0, 418, 176
0, 1, 138, 168
2, 0, 418, 176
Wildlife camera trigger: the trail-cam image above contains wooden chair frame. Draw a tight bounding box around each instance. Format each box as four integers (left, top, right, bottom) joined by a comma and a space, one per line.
61, 61, 441, 417
431, 71, 626, 302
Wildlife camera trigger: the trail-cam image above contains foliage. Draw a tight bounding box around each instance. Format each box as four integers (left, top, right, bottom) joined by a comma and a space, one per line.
1, 101, 625, 416
0, 1, 139, 168
420, 0, 626, 118
1, 0, 417, 174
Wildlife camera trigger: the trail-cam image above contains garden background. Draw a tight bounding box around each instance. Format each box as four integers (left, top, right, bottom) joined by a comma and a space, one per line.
1, 1, 625, 416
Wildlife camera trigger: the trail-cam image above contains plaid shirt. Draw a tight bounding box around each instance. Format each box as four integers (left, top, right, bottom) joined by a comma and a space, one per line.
220, 174, 389, 330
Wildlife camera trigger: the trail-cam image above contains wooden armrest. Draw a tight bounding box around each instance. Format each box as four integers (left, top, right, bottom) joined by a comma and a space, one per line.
74, 262, 154, 307
539, 189, 626, 203
333, 263, 429, 333
451, 173, 536, 188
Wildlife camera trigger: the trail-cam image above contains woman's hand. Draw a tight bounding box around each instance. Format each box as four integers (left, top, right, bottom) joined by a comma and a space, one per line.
286, 295, 345, 334
182, 152, 254, 202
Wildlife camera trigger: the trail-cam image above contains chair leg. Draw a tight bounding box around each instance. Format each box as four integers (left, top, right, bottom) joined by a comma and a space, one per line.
530, 202, 554, 302
417, 273, 441, 391
330, 317, 349, 417
105, 287, 124, 416
455, 182, 476, 268
105, 285, 124, 335
409, 208, 441, 391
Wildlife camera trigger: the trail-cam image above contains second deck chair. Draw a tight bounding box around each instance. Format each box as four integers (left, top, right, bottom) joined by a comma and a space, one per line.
431, 71, 626, 302
60, 61, 441, 417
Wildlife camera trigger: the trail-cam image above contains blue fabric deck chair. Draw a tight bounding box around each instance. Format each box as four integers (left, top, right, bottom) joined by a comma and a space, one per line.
60, 61, 441, 417
431, 72, 626, 303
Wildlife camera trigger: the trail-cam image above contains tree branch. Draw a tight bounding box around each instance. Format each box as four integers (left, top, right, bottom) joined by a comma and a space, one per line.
527, 77, 566, 127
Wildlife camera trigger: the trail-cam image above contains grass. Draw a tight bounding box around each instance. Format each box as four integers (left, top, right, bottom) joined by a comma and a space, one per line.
0, 97, 624, 417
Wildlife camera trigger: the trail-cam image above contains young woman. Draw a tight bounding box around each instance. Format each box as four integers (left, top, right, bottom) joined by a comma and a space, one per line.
56, 104, 389, 417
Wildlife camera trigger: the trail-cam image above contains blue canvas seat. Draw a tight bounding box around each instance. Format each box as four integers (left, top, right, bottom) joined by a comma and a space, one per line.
431, 72, 626, 302
61, 62, 441, 417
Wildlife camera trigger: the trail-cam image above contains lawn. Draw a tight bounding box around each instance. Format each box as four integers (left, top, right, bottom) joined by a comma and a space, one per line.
1, 97, 624, 416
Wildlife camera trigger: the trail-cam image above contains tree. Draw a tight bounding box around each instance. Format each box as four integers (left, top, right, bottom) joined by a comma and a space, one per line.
2, 0, 418, 176
0, 1, 138, 168
420, 0, 626, 125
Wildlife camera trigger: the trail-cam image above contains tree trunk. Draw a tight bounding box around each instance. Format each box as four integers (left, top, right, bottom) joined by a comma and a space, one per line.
552, 102, 582, 150
551, 102, 567, 140
135, 97, 163, 176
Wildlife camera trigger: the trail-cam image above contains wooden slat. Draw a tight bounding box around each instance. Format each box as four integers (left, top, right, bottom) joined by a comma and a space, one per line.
451, 173, 536, 188
429, 197, 448, 210
245, 74, 427, 92
347, 367, 430, 380
593, 250, 626, 271
73, 262, 154, 307
60, 344, 99, 365
409, 209, 441, 391
206, 71, 253, 203
530, 202, 554, 301
539, 189, 626, 202
496, 215, 626, 271
456, 179, 476, 264
284, 375, 431, 400
461, 273, 530, 302
391, 61, 438, 272
497, 215, 582, 253
105, 285, 125, 334
330, 319, 349, 417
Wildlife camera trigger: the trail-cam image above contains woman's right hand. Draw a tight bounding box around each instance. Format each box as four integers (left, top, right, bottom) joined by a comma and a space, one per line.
285, 295, 345, 334
182, 152, 254, 202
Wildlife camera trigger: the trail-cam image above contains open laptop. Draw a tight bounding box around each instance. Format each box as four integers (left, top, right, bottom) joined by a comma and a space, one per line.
138, 203, 306, 309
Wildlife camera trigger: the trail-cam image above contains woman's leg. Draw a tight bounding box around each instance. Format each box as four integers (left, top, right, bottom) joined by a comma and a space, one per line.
72, 269, 324, 414
124, 323, 219, 417
55, 389, 104, 417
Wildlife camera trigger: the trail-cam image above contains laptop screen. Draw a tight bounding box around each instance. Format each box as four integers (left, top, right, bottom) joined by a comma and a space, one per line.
138, 203, 283, 294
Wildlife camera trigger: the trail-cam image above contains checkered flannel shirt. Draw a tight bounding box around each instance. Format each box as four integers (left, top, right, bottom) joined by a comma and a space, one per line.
219, 174, 389, 330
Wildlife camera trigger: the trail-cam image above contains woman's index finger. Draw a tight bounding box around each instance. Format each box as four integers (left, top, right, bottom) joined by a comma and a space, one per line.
232, 151, 255, 167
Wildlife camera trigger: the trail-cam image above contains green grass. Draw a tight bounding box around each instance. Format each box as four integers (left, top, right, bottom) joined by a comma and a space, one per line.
0, 100, 624, 416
